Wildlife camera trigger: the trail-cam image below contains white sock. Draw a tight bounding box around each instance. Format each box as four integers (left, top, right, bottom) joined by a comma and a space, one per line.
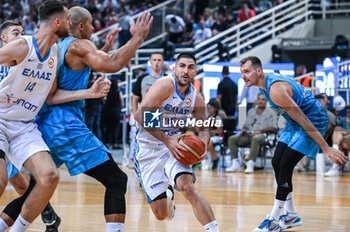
106, 222, 124, 232
203, 220, 219, 232
9, 214, 30, 232
332, 144, 339, 150
270, 199, 284, 220
332, 163, 340, 169
0, 218, 9, 231
284, 192, 297, 214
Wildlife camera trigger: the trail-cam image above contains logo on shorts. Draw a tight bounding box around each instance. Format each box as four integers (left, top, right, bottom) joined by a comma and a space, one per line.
48, 58, 54, 69
143, 109, 161, 128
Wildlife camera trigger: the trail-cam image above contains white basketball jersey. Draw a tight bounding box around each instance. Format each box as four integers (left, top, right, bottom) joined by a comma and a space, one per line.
137, 74, 197, 146
0, 36, 58, 121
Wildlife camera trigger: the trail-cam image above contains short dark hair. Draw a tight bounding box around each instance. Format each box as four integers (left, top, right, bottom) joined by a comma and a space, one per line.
0, 20, 22, 34
39, 0, 67, 22
222, 66, 229, 75
208, 98, 221, 111
240, 56, 262, 69
321, 92, 329, 101
176, 53, 196, 64
345, 105, 350, 111
314, 94, 325, 100
150, 52, 164, 59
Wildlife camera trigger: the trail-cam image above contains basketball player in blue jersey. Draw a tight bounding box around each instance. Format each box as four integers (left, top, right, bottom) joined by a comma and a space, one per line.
134, 53, 220, 232
238, 57, 347, 232
0, 1, 111, 231
0, 19, 61, 232
33, 6, 152, 232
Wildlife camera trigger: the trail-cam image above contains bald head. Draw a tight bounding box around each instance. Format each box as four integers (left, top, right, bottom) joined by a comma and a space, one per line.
69, 6, 91, 32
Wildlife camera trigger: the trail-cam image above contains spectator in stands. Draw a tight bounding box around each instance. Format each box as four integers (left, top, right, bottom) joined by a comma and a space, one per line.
118, 9, 134, 48
225, 12, 237, 28
238, 85, 260, 114
226, 93, 277, 173
258, 0, 274, 12
93, 18, 104, 33
237, 2, 256, 23
212, 12, 229, 36
217, 66, 238, 116
165, 13, 185, 44
191, 17, 212, 45
296, 64, 312, 88
85, 76, 104, 140
102, 78, 124, 149
183, 14, 194, 43
324, 105, 350, 176
206, 98, 226, 170
203, 7, 214, 27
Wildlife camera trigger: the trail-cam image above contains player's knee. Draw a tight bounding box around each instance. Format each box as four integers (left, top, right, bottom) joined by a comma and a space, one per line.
37, 169, 60, 188
178, 182, 196, 199
152, 206, 168, 221
228, 135, 239, 145
110, 171, 128, 194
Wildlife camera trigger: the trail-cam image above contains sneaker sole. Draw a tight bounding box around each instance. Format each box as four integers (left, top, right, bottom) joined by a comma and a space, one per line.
280, 220, 302, 229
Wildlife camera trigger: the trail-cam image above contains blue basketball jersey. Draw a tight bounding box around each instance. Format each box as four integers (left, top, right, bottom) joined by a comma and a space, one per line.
260, 72, 328, 123
260, 72, 328, 158
36, 37, 109, 176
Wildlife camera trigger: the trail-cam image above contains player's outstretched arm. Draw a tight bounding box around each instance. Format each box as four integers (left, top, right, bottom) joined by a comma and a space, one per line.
72, 12, 153, 73
46, 75, 111, 105
269, 82, 347, 164
134, 78, 186, 159
0, 38, 28, 66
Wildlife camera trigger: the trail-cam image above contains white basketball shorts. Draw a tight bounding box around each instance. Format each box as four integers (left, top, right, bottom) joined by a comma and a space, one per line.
134, 143, 195, 202
0, 118, 49, 172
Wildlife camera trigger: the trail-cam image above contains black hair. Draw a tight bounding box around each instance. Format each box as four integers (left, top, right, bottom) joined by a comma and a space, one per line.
176, 53, 196, 64
314, 94, 325, 100
222, 66, 229, 75
39, 0, 67, 22
0, 20, 22, 34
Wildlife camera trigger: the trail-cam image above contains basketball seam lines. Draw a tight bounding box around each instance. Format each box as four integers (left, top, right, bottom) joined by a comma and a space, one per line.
178, 138, 201, 159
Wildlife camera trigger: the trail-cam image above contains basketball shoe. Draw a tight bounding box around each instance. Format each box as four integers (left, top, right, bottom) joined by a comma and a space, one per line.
166, 185, 176, 220
252, 215, 280, 232
226, 159, 242, 172
278, 211, 302, 229
41, 207, 61, 232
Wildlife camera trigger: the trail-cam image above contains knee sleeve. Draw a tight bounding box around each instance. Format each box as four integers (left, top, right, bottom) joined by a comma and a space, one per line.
3, 176, 36, 220
104, 171, 128, 215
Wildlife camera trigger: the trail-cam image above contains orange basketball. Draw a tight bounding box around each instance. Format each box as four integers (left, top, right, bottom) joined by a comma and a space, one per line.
177, 135, 206, 165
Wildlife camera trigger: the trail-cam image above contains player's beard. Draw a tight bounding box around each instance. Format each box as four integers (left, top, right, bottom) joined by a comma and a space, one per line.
55, 24, 69, 38
174, 73, 190, 87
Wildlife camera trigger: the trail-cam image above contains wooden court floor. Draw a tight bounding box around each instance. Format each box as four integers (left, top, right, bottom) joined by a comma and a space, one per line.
1, 167, 350, 232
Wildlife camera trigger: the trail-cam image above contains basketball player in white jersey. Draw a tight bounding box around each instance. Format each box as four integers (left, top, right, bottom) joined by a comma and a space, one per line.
0, 1, 110, 231
0, 19, 64, 232
134, 53, 220, 232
